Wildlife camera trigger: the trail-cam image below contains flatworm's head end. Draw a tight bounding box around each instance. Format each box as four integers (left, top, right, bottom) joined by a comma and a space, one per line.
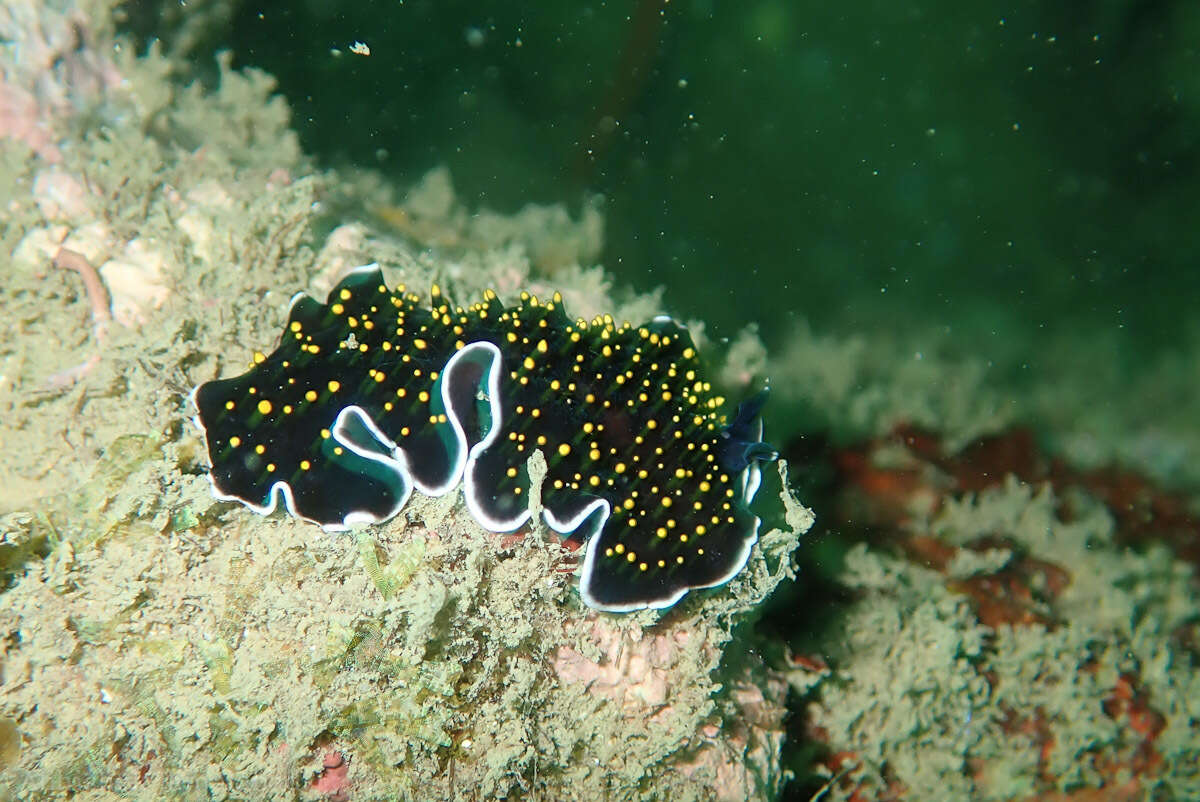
575, 387, 781, 613
718, 388, 779, 472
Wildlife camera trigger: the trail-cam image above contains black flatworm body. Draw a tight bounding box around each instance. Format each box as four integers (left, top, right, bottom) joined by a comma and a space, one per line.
193, 264, 778, 611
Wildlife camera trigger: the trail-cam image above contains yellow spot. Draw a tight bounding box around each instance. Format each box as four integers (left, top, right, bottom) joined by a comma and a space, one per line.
396, 387, 407, 398
537, 339, 548, 353
418, 390, 430, 402
615, 463, 627, 474
228, 436, 241, 447
661, 497, 672, 508
626, 553, 636, 563
266, 463, 276, 472
257, 399, 272, 415
523, 356, 536, 371
699, 481, 711, 492
321, 429, 331, 439
328, 380, 341, 393
253, 351, 266, 364
333, 446, 344, 456
558, 443, 571, 457
331, 303, 345, 315
225, 400, 235, 410
339, 288, 352, 301
374, 372, 386, 383
283, 405, 293, 414
305, 390, 318, 402
656, 527, 667, 538
589, 448, 601, 460
300, 460, 311, 470
414, 338, 427, 349
646, 419, 658, 430
589, 476, 601, 487
255, 444, 266, 455
639, 562, 648, 571
290, 321, 302, 332
675, 468, 687, 479
683, 347, 695, 359
506, 467, 518, 478
696, 525, 707, 535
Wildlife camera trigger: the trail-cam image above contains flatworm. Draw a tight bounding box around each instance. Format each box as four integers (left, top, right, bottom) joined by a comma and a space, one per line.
192, 264, 778, 611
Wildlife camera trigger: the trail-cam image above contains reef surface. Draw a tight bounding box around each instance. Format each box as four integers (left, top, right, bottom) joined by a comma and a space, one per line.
0, 1, 811, 799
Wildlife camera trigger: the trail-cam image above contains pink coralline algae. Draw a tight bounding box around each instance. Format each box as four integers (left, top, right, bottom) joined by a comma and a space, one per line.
0, 4, 123, 161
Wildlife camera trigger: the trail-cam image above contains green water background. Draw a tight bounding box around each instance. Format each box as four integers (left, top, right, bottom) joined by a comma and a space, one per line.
208, 0, 1198, 377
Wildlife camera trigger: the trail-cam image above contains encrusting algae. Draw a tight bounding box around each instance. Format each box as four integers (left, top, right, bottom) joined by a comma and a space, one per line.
0, 1, 813, 798
783, 427, 1200, 801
